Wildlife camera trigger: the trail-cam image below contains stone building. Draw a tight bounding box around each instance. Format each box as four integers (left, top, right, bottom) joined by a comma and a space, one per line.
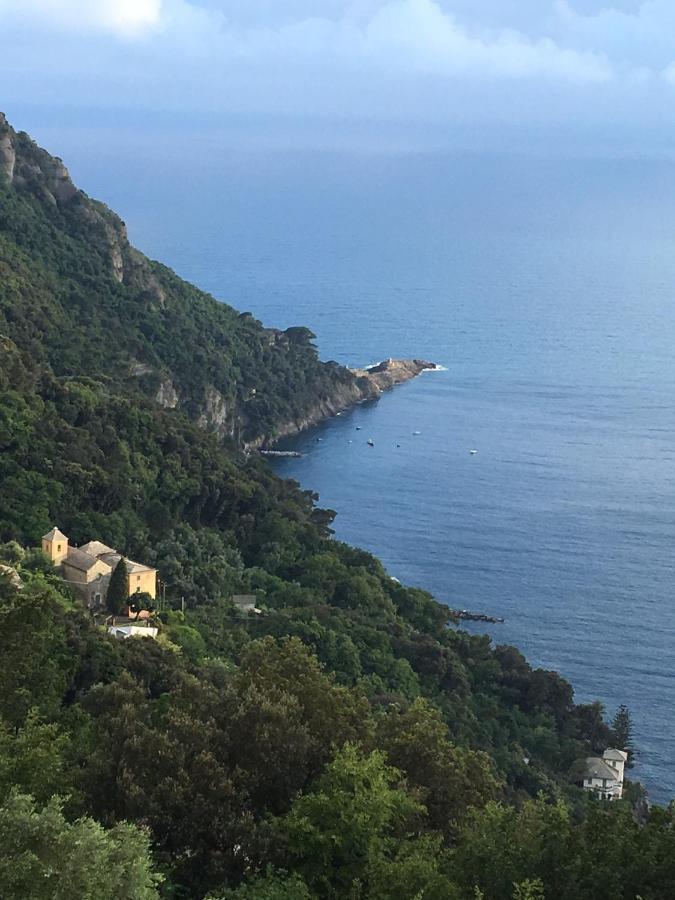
41, 527, 157, 610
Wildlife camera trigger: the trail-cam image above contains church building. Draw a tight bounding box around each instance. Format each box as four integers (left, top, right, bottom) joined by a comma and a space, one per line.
41, 527, 157, 610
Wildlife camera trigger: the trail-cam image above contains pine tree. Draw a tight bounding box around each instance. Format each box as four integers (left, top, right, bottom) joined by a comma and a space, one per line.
106, 559, 128, 617
611, 704, 635, 766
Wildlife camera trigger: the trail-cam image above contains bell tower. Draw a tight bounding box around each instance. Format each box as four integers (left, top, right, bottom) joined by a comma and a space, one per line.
41, 527, 69, 565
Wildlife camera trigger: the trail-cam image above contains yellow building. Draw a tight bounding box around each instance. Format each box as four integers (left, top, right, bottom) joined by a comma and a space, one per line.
42, 527, 69, 566
42, 527, 157, 610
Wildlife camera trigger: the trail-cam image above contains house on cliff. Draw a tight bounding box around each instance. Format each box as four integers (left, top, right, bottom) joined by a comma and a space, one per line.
582, 748, 628, 800
41, 527, 157, 611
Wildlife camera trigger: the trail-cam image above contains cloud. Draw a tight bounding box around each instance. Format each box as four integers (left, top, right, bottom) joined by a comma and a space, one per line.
4, 0, 675, 153
0, 0, 162, 36
361, 0, 611, 83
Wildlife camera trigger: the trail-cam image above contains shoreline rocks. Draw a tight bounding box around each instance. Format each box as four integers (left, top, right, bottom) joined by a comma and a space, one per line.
250, 358, 437, 450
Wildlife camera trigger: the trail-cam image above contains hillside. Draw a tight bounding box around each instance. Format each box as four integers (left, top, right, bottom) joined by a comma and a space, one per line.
0, 112, 381, 446
0, 117, 672, 900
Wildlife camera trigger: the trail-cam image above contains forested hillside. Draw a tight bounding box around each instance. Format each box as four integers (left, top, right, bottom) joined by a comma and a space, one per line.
0, 112, 371, 446
0, 117, 672, 900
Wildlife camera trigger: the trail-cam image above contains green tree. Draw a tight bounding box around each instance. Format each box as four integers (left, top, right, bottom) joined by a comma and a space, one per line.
611, 704, 635, 766
211, 869, 311, 899
377, 698, 499, 837
273, 743, 423, 898
512, 880, 545, 900
453, 797, 572, 900
129, 591, 154, 621
0, 584, 74, 728
107, 558, 128, 616
0, 711, 74, 805
0, 791, 162, 899
367, 833, 461, 900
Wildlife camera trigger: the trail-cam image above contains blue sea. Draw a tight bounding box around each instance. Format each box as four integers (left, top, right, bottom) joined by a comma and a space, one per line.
60, 136, 675, 802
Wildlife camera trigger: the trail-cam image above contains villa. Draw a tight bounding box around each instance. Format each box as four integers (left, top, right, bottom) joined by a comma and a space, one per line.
41, 527, 157, 611
582, 748, 628, 800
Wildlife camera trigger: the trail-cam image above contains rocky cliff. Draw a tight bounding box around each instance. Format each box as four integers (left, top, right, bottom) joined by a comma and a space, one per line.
250, 358, 437, 448
351, 358, 437, 390
0, 113, 435, 450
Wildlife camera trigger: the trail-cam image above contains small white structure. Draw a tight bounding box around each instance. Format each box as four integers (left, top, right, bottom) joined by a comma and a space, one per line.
108, 623, 158, 640
583, 748, 628, 800
231, 594, 262, 615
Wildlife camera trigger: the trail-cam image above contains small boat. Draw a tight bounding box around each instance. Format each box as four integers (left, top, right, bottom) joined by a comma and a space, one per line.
367, 439, 374, 447
469, 449, 478, 455
356, 426, 362, 431
396, 443, 401, 448
412, 430, 421, 436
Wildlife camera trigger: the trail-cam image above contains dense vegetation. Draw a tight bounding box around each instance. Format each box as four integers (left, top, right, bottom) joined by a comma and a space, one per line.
0, 114, 360, 445
0, 117, 670, 899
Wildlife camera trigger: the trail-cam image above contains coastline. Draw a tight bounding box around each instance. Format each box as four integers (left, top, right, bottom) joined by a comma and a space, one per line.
248, 357, 437, 450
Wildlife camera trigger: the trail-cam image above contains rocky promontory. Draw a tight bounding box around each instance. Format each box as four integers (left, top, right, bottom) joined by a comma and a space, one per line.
350, 358, 437, 391
250, 358, 437, 450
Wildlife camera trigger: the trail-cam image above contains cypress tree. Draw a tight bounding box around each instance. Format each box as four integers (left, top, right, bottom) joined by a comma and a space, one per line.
107, 558, 128, 616
611, 704, 636, 766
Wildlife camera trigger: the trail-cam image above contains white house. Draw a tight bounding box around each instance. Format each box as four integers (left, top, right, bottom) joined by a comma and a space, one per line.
107, 623, 159, 640
583, 748, 628, 800
231, 594, 262, 615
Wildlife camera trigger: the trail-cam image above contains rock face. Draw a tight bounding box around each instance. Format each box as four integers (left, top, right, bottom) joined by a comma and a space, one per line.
0, 115, 16, 182
198, 385, 231, 437
155, 377, 179, 409
249, 358, 437, 449
350, 358, 437, 391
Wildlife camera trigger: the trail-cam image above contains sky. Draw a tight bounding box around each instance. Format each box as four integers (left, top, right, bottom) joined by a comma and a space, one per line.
3, 0, 675, 155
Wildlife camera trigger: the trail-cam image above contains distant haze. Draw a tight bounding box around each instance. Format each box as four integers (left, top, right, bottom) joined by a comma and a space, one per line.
5, 1, 675, 156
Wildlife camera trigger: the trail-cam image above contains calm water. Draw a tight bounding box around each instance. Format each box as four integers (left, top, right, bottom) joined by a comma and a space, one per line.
63, 141, 675, 802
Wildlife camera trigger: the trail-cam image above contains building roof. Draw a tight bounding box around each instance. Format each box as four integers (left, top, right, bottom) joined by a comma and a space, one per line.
63, 548, 111, 573
585, 757, 621, 782
98, 551, 154, 574
78, 540, 115, 558
603, 748, 628, 762
42, 527, 68, 543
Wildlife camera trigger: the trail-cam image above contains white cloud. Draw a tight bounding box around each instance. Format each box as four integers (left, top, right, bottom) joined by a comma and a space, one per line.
0, 0, 162, 36
361, 0, 611, 82
4, 0, 675, 152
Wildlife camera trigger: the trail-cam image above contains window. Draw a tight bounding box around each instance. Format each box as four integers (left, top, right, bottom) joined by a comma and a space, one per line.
137, 575, 141, 581
57, 544, 61, 551
136, 586, 140, 593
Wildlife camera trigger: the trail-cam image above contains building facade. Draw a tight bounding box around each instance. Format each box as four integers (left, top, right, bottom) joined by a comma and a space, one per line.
42, 527, 157, 610
583, 748, 628, 800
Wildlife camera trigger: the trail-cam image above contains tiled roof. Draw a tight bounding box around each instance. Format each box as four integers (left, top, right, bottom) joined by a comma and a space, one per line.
603, 748, 628, 762
585, 757, 621, 782
98, 552, 154, 574
79, 540, 115, 558
42, 527, 68, 542
64, 548, 110, 573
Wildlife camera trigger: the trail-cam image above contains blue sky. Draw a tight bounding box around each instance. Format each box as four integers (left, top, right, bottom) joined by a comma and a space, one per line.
3, 1, 675, 155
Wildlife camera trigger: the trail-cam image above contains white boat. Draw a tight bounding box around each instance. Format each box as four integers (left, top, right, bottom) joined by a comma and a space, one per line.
412, 430, 421, 435
367, 439, 374, 446
469, 449, 478, 455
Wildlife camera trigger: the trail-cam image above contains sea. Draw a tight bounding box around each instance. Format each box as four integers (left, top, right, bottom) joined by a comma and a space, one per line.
56, 135, 675, 803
